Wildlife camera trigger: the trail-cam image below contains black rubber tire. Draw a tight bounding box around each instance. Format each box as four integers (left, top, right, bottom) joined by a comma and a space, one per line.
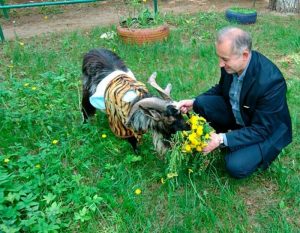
225, 9, 257, 24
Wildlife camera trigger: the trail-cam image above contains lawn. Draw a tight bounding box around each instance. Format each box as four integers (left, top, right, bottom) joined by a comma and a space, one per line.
0, 11, 299, 232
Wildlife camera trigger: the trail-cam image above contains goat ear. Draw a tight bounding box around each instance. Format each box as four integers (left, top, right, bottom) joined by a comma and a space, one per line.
140, 107, 162, 121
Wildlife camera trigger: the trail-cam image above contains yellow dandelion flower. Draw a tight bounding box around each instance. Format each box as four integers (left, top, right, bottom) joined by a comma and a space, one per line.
52, 139, 59, 145
4, 158, 10, 163
101, 134, 107, 138
190, 143, 197, 149
189, 115, 198, 126
167, 172, 178, 179
191, 138, 200, 146
161, 178, 165, 184
31, 86, 37, 91
188, 132, 197, 142
204, 133, 210, 139
134, 188, 142, 195
191, 124, 198, 130
35, 164, 41, 169
166, 114, 212, 180
196, 145, 202, 152
24, 83, 29, 87
183, 144, 192, 153
44, 16, 48, 20
19, 42, 24, 46
196, 126, 203, 136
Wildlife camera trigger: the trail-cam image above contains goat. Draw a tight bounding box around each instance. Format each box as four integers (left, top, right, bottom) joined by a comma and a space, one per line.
81, 48, 189, 155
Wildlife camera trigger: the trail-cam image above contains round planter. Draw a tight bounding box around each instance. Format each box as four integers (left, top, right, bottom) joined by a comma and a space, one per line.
116, 25, 170, 44
225, 8, 257, 24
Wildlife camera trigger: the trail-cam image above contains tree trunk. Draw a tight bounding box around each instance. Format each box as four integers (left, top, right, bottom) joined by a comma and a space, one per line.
268, 0, 277, 10
269, 0, 300, 13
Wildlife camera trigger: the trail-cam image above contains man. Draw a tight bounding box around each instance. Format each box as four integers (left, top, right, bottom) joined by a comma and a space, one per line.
178, 26, 292, 179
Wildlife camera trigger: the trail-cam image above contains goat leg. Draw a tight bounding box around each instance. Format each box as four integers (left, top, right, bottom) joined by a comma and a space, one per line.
81, 88, 96, 123
127, 136, 139, 154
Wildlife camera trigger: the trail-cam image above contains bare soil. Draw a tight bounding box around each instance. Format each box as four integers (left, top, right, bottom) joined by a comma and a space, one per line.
1, 0, 271, 40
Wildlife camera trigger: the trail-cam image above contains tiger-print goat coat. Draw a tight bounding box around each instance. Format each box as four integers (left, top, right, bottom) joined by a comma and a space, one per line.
104, 74, 148, 142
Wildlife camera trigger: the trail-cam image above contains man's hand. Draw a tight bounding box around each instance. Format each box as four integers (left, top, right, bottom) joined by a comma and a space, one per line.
177, 99, 195, 114
202, 132, 222, 155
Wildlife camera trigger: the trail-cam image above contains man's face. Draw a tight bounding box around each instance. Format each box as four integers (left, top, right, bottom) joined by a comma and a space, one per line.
216, 39, 249, 75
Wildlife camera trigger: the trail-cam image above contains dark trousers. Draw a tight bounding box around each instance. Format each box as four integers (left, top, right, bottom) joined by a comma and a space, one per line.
194, 95, 263, 179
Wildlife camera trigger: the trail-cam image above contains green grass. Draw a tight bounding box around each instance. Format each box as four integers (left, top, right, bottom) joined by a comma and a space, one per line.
228, 7, 257, 14
0, 11, 299, 233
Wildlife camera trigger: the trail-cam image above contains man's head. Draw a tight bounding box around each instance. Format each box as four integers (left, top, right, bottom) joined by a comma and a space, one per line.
216, 27, 252, 75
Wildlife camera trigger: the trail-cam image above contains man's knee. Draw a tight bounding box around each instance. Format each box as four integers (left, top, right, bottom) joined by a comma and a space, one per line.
225, 145, 262, 179
225, 158, 255, 179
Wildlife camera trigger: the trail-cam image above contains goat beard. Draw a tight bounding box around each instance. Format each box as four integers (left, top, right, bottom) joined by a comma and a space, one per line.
128, 109, 170, 157
152, 132, 169, 158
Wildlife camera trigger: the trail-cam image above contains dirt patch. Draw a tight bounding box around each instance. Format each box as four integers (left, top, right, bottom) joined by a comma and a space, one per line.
0, 0, 271, 40
238, 178, 280, 230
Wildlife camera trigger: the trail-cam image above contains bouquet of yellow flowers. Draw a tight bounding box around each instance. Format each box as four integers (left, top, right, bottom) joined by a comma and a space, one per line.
165, 114, 215, 186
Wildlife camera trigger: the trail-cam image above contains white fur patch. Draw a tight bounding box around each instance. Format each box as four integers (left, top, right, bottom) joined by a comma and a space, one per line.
122, 90, 138, 102
89, 70, 136, 110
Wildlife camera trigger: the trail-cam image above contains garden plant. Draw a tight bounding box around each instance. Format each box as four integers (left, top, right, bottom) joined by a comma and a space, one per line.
116, 0, 169, 44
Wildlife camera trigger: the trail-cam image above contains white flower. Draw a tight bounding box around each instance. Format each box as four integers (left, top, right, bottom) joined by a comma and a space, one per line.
100, 31, 116, 40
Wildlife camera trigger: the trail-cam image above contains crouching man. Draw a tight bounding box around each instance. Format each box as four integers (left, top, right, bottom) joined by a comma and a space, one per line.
178, 26, 292, 179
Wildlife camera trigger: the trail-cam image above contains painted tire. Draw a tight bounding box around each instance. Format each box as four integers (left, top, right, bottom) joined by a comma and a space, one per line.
116, 25, 170, 44
225, 9, 257, 24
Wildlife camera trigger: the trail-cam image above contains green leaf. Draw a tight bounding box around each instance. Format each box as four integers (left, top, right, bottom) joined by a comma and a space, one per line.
46, 202, 62, 217
2, 206, 19, 218
124, 154, 142, 164
0, 173, 13, 185
279, 200, 285, 209
43, 193, 56, 204
5, 192, 20, 203
0, 224, 21, 233
20, 216, 37, 227
74, 207, 91, 222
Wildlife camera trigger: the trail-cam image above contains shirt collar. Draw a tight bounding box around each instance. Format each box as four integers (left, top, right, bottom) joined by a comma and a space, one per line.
233, 52, 252, 81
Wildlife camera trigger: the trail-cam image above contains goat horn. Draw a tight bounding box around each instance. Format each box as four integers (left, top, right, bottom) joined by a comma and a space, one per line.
148, 72, 172, 100
164, 83, 172, 96
126, 97, 171, 124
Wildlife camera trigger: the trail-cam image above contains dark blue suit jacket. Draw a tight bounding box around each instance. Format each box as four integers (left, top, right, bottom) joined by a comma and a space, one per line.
203, 51, 292, 168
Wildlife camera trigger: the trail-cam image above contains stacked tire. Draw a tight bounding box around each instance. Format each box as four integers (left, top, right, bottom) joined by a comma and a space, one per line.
225, 8, 257, 24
